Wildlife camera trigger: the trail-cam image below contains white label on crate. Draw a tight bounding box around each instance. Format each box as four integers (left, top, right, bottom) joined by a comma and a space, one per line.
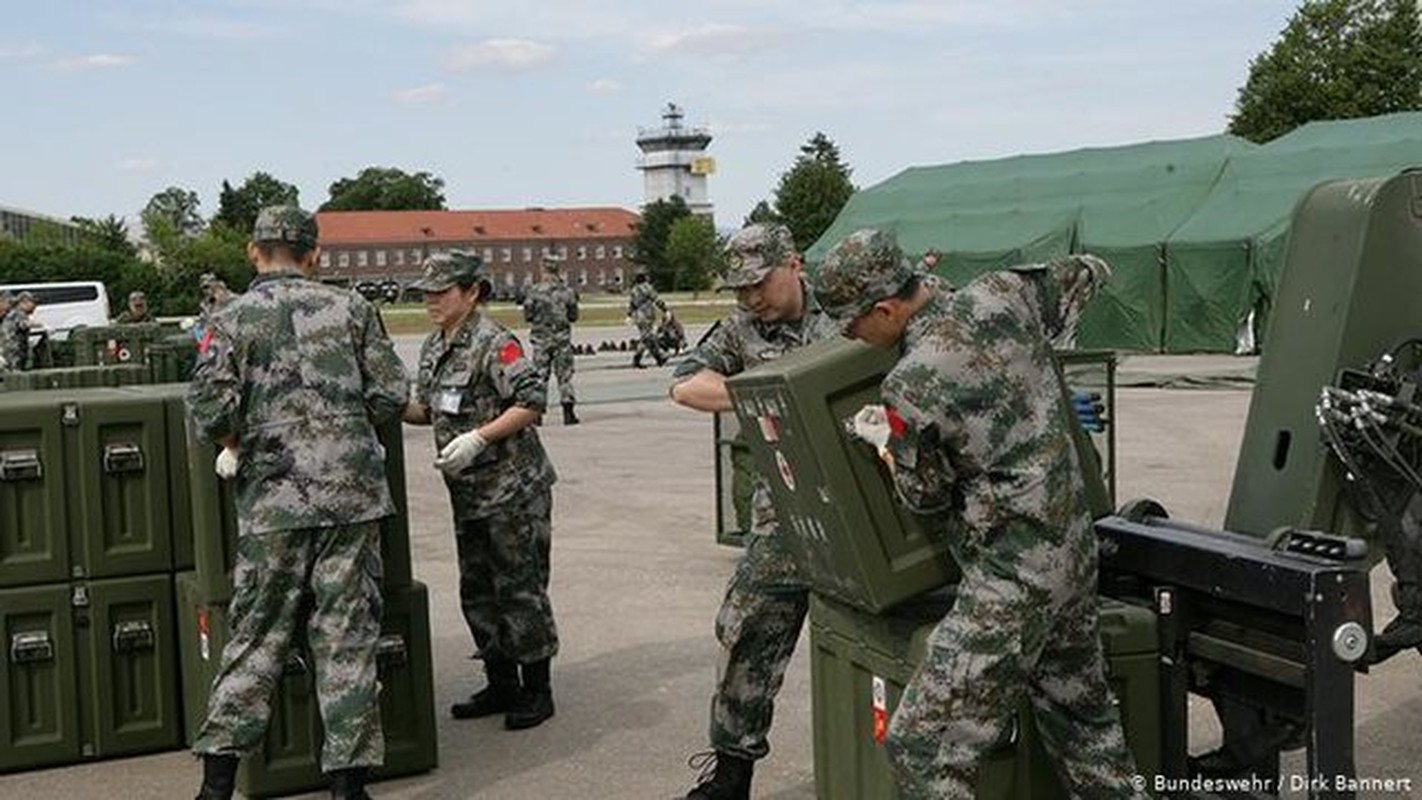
198, 607, 211, 662
775, 450, 796, 492
758, 414, 779, 443
872, 675, 889, 744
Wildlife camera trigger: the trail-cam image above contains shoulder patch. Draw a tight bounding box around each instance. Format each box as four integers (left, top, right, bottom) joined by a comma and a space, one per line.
885, 406, 908, 438
499, 340, 523, 364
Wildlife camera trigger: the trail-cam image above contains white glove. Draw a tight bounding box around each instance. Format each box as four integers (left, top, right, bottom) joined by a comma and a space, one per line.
852, 405, 891, 452
215, 447, 240, 479
435, 429, 488, 475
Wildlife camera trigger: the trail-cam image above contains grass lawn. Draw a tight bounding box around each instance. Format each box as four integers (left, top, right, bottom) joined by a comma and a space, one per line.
380, 292, 738, 336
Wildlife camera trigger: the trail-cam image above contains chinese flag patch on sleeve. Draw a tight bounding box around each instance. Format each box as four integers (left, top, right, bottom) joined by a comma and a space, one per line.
498, 340, 523, 364
885, 406, 908, 439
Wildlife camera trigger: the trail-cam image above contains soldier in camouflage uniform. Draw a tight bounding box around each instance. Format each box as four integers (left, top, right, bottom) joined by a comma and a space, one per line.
669, 224, 840, 800
813, 229, 1146, 800
521, 254, 581, 425
188, 206, 408, 800
628, 271, 668, 368
0, 291, 37, 372
404, 252, 560, 731
0, 292, 11, 371
116, 290, 155, 323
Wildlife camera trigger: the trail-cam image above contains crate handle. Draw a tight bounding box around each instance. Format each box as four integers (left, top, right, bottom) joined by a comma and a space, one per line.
10, 631, 54, 664
376, 634, 408, 668
0, 449, 43, 482
111, 620, 155, 653
102, 442, 145, 474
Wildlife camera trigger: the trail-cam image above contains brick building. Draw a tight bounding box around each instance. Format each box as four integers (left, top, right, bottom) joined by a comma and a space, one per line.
315, 207, 641, 295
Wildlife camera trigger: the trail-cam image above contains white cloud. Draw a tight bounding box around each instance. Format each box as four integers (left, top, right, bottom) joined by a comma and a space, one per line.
0, 43, 45, 61
641, 23, 779, 57
587, 78, 623, 94
393, 83, 449, 104
50, 53, 137, 72
115, 157, 159, 172
129, 16, 282, 41
443, 39, 555, 72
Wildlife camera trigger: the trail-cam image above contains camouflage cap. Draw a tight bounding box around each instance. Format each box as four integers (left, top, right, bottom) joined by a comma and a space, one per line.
412, 251, 485, 292
811, 228, 917, 323
16, 290, 36, 304
252, 205, 319, 249
129, 290, 147, 302
718, 223, 796, 290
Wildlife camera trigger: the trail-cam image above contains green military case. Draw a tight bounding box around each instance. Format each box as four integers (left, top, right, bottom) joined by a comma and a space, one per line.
809, 592, 1161, 799
144, 333, 199, 384
1227, 171, 1422, 542
116, 384, 196, 571
727, 338, 1114, 613
713, 411, 752, 547
186, 417, 413, 598
0, 574, 181, 773
176, 574, 439, 797
69, 323, 169, 368
0, 392, 71, 587
62, 389, 173, 578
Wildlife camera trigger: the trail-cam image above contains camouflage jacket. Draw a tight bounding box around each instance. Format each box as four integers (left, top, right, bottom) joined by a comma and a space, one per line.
880, 259, 1109, 561
116, 310, 155, 324
522, 279, 579, 342
627, 282, 665, 324
415, 310, 556, 517
0, 309, 31, 371
186, 270, 408, 536
673, 280, 840, 535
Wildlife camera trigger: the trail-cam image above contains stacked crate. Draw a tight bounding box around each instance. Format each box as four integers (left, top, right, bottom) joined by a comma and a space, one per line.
0, 387, 186, 773
174, 397, 438, 798
724, 338, 1155, 798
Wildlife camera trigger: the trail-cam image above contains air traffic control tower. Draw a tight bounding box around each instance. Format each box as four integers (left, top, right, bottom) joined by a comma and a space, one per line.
636, 102, 714, 218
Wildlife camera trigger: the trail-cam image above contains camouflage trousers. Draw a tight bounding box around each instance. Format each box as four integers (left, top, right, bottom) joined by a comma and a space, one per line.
633, 318, 664, 364
884, 541, 1144, 800
532, 335, 576, 404
193, 522, 385, 773
708, 526, 809, 761
455, 487, 559, 664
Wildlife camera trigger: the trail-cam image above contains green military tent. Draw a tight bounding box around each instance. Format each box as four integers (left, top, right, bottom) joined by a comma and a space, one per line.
809, 112, 1422, 352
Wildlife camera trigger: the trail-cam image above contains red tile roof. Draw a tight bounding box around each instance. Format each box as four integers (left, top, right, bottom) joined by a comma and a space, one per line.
316, 207, 640, 245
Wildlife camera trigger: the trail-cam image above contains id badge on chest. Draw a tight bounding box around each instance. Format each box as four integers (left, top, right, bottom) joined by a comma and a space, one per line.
435, 389, 464, 415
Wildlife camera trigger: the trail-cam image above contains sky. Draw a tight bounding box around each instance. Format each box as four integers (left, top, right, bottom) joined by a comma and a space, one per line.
3, 1, 1304, 232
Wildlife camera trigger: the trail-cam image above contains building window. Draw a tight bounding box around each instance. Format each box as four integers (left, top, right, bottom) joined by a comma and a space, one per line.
394, 250, 404, 266
483, 248, 494, 263
595, 245, 605, 260
578, 269, 588, 286
501, 248, 512, 263
522, 272, 533, 285
577, 246, 587, 260
612, 245, 623, 259
357, 251, 369, 268
522, 247, 533, 262
320, 252, 331, 268
338, 252, 350, 268
410, 248, 421, 264
504, 272, 515, 286
375, 250, 387, 267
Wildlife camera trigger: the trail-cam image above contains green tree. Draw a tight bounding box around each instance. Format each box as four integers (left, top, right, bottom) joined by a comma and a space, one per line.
321, 167, 447, 211
629, 195, 692, 290
72, 214, 137, 257
770, 132, 856, 251
744, 200, 778, 227
1229, 0, 1422, 142
664, 215, 722, 292
212, 171, 300, 233
141, 186, 204, 263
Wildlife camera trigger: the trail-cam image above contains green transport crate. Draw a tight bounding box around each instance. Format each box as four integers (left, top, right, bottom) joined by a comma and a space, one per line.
0, 392, 71, 586
727, 338, 1114, 613
176, 574, 438, 797
186, 417, 413, 598
144, 332, 199, 384
0, 365, 148, 392
117, 384, 197, 571
0, 574, 181, 773
809, 592, 1161, 799
712, 411, 753, 547
69, 323, 170, 368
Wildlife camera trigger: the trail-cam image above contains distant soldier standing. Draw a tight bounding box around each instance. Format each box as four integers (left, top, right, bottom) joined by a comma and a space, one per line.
116, 290, 155, 323
0, 292, 12, 371
188, 206, 408, 800
814, 229, 1145, 800
522, 253, 581, 425
404, 252, 560, 731
628, 271, 668, 368
0, 291, 37, 371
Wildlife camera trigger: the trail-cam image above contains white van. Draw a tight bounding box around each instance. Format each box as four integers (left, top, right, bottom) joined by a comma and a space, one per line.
0, 280, 111, 340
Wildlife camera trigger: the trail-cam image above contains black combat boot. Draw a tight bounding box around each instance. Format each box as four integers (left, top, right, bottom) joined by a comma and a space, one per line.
194, 753, 239, 800
684, 750, 753, 800
329, 767, 372, 799
633, 350, 645, 369
505, 658, 555, 730
562, 402, 580, 425
451, 657, 520, 719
